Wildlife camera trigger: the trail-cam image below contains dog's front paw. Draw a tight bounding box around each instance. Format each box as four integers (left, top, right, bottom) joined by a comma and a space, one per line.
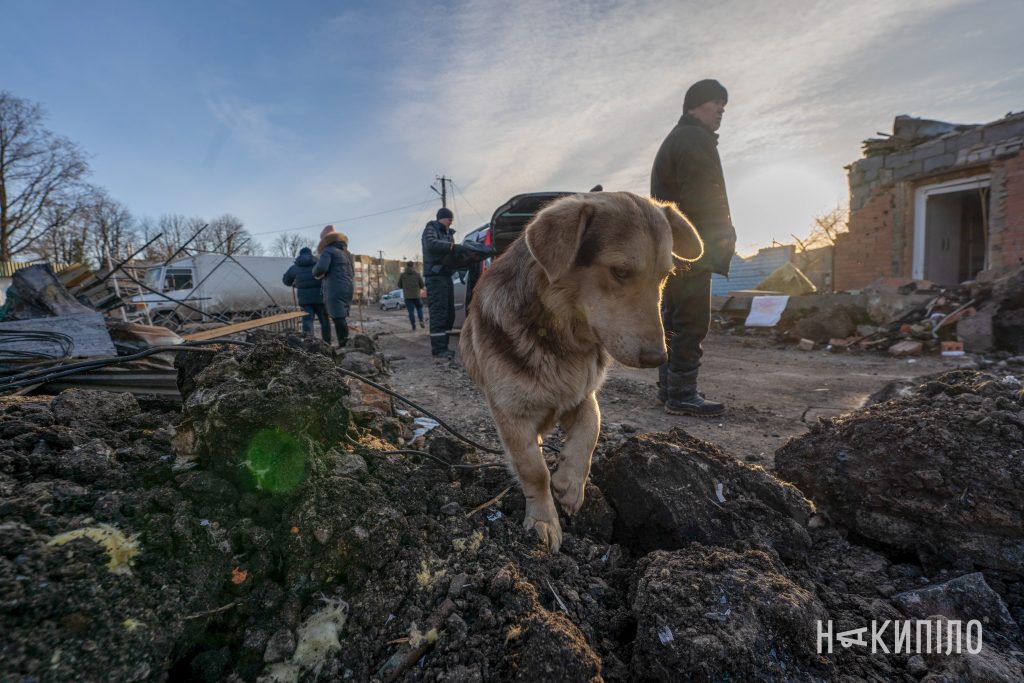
523, 504, 563, 553
551, 469, 587, 515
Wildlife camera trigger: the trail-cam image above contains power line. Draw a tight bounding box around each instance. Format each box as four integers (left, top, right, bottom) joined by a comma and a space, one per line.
451, 181, 487, 224
249, 197, 438, 237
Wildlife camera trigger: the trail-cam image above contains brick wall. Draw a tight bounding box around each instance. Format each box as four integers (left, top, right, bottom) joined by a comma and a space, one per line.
834, 191, 896, 291
988, 152, 1024, 272
840, 113, 1024, 286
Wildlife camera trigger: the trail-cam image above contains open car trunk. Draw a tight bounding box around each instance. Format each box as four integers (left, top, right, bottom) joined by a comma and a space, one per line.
489, 192, 576, 255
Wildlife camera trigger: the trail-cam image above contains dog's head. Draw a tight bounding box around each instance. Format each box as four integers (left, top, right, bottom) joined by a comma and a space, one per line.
525, 191, 703, 368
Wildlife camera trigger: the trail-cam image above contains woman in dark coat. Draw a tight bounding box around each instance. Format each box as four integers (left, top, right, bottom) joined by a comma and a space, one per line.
282, 246, 330, 343
313, 225, 355, 347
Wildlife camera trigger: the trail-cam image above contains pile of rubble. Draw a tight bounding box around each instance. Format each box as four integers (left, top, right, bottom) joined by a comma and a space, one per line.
2, 338, 1022, 681
716, 264, 1024, 361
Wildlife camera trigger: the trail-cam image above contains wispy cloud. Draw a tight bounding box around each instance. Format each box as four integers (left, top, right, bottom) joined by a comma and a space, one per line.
383, 0, 1010, 247
206, 94, 300, 158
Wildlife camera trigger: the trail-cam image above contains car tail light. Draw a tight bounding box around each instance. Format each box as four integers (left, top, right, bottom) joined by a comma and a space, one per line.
482, 228, 492, 272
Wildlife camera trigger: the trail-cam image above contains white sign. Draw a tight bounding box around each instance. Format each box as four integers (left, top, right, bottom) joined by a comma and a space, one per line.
745, 295, 790, 327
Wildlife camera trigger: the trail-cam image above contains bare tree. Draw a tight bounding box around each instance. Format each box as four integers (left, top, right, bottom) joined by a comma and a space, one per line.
0, 91, 90, 260
35, 190, 90, 265
138, 214, 196, 261
198, 213, 263, 255
270, 232, 313, 257
802, 206, 849, 249
83, 188, 137, 266
791, 206, 849, 293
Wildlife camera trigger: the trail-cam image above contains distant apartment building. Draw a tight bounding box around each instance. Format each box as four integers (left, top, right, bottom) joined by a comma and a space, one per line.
351, 254, 413, 304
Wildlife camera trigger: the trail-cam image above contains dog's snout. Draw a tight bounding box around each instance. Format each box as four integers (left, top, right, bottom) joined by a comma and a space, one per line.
638, 348, 667, 368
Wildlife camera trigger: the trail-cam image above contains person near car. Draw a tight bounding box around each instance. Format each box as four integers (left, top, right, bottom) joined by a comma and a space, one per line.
282, 246, 331, 344
313, 225, 355, 348
421, 207, 464, 357
396, 261, 426, 331
650, 78, 737, 417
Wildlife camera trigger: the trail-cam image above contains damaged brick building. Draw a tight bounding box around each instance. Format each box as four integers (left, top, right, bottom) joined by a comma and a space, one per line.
835, 111, 1024, 291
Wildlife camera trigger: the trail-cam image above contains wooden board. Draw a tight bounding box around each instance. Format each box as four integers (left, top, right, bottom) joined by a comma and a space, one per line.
0, 313, 117, 358
181, 311, 306, 342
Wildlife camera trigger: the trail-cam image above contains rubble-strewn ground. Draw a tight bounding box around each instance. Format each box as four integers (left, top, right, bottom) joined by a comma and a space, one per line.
2, 326, 1023, 682
360, 307, 971, 468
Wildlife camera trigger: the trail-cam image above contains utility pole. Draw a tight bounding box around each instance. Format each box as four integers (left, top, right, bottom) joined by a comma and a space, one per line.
431, 175, 451, 209
377, 249, 384, 301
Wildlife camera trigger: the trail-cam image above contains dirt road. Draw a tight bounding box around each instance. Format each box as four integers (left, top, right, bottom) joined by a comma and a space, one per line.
351, 306, 961, 468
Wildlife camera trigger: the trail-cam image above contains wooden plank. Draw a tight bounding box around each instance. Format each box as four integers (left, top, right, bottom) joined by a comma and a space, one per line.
181, 311, 306, 342
58, 264, 95, 289
0, 313, 117, 358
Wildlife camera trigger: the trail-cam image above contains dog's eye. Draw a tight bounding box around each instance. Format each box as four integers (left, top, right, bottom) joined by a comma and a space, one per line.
611, 266, 631, 282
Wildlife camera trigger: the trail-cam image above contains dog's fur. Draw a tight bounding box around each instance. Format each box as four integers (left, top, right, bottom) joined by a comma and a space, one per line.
460, 191, 703, 551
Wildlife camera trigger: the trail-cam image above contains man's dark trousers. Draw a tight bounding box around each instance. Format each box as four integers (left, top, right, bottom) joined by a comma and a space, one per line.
661, 267, 712, 375
405, 298, 424, 330
425, 274, 454, 355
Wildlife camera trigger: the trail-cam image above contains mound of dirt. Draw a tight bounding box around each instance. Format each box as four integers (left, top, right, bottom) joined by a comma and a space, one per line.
598, 429, 813, 561
4, 340, 1023, 682
630, 545, 830, 680
775, 370, 1024, 579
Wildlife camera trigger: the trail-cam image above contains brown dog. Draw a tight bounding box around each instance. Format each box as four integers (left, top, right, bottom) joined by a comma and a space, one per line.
460, 191, 703, 551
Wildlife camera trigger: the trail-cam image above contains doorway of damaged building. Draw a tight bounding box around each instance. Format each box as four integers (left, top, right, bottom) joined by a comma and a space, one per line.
913, 176, 989, 286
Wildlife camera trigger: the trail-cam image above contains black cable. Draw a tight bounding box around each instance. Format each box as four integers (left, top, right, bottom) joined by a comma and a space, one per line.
248, 198, 439, 237
0, 330, 75, 376
0, 340, 252, 392
354, 445, 505, 471
451, 181, 487, 224
336, 366, 504, 454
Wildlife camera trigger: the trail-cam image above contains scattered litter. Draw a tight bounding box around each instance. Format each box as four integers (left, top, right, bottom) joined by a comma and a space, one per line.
656, 624, 674, 644
199, 519, 211, 527
47, 524, 140, 575
1002, 376, 1021, 386
486, 510, 503, 522
412, 417, 440, 439
546, 579, 570, 615
714, 481, 726, 503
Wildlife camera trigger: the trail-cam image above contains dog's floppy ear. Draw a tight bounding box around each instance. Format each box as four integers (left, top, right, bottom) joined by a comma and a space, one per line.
663, 204, 704, 262
525, 197, 593, 281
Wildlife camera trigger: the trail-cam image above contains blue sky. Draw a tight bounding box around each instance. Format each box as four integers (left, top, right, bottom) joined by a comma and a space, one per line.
6, 0, 1023, 259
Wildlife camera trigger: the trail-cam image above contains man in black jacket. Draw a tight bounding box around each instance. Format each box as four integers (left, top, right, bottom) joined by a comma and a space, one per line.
421, 207, 463, 357
651, 79, 737, 416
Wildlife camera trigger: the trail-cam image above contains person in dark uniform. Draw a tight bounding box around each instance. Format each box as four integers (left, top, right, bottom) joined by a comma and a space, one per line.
651, 79, 737, 417
421, 207, 464, 357
282, 246, 331, 343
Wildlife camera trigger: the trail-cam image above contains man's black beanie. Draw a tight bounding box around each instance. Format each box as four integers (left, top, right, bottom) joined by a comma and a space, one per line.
683, 79, 728, 113
437, 207, 454, 220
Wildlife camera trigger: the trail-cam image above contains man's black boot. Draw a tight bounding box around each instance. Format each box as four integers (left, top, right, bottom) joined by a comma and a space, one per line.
656, 364, 668, 405
664, 368, 725, 417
